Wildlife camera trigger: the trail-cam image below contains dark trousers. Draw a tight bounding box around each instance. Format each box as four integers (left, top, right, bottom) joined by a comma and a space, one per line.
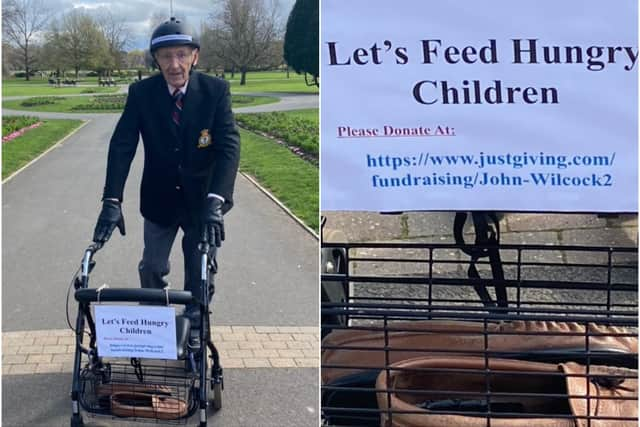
138, 215, 216, 319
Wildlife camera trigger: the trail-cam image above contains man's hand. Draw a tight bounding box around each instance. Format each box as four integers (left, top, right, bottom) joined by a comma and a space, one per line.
93, 199, 126, 243
202, 197, 225, 247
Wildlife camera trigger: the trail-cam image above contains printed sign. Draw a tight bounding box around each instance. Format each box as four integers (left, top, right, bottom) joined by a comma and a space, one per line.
94, 305, 177, 359
321, 0, 638, 212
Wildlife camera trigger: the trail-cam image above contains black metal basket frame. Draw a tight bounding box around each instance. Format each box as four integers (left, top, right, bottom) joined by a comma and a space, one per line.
320, 222, 638, 426
78, 357, 200, 424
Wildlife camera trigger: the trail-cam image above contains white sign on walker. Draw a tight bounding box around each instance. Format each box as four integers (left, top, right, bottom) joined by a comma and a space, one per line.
94, 305, 177, 360
321, 0, 638, 212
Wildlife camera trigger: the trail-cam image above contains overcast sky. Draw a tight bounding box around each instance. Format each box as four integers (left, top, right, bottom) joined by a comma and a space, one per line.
48, 0, 295, 50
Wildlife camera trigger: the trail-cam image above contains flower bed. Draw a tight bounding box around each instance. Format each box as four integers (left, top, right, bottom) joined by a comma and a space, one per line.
236, 111, 319, 157
3, 116, 40, 134
2, 116, 43, 143
70, 94, 127, 110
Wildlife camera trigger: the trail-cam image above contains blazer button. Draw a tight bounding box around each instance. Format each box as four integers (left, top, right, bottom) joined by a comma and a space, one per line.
175, 185, 181, 190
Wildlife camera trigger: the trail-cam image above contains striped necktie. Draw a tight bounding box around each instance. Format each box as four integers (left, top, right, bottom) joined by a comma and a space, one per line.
172, 89, 183, 127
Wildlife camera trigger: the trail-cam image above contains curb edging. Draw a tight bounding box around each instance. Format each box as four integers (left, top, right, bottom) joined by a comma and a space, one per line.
240, 172, 318, 240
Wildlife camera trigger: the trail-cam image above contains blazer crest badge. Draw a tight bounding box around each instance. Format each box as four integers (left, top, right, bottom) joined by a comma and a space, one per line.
197, 129, 212, 148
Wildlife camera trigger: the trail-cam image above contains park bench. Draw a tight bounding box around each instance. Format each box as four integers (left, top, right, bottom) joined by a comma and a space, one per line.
99, 78, 117, 87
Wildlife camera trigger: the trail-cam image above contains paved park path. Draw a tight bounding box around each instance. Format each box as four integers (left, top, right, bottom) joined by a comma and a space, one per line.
2, 89, 320, 426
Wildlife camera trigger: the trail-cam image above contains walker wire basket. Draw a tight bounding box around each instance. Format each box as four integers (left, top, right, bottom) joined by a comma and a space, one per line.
321, 241, 638, 426
78, 357, 200, 424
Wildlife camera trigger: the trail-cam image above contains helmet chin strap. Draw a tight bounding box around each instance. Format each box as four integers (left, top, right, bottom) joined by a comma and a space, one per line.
151, 52, 160, 71
189, 50, 199, 73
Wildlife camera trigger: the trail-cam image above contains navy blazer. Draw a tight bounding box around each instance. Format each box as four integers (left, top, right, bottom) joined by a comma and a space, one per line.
102, 71, 240, 226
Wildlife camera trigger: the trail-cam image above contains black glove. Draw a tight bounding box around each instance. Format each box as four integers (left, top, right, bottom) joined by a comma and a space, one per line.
93, 199, 126, 243
202, 197, 225, 247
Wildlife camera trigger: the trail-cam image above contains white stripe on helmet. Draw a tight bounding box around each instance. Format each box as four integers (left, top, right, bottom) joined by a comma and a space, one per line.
151, 34, 193, 45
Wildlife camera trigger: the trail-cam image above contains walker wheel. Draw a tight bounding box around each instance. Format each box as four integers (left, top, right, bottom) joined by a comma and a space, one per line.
211, 381, 222, 411
70, 414, 84, 427
209, 357, 223, 411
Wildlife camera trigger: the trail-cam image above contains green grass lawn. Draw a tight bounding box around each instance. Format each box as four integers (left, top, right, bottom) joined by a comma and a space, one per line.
2, 118, 84, 179
4, 78, 55, 84
2, 84, 119, 97
239, 128, 318, 231
3, 77, 119, 84
227, 71, 291, 80
3, 76, 136, 84
221, 71, 318, 94
4, 71, 318, 96
3, 94, 278, 113
229, 78, 318, 94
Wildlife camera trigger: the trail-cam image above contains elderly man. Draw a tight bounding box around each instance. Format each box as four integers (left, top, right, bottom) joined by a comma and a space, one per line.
92, 17, 240, 338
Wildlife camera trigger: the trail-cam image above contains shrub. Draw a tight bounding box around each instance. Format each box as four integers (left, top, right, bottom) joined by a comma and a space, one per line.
20, 97, 64, 107
91, 94, 127, 104
233, 95, 267, 106
13, 71, 37, 78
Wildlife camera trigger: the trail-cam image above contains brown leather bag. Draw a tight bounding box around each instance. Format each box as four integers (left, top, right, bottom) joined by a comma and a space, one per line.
95, 382, 173, 398
110, 391, 188, 420
94, 382, 173, 410
376, 357, 637, 427
322, 320, 637, 385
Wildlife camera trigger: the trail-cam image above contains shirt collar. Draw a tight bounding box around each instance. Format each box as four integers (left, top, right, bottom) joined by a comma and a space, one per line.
168, 80, 189, 96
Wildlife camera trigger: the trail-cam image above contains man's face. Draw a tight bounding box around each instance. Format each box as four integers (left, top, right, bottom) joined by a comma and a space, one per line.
155, 46, 199, 88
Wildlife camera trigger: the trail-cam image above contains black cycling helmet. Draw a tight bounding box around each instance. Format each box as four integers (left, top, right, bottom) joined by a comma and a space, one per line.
149, 17, 200, 53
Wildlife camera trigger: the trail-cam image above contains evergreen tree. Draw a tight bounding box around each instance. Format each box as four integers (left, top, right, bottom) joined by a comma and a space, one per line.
283, 0, 318, 86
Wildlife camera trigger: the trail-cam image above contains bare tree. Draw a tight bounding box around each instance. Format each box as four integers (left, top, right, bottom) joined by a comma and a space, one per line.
2, 41, 21, 75
2, 0, 53, 80
198, 24, 228, 73
208, 0, 282, 85
126, 50, 147, 69
96, 10, 133, 73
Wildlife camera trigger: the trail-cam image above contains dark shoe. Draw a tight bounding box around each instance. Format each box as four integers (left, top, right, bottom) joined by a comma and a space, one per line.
376, 357, 637, 427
